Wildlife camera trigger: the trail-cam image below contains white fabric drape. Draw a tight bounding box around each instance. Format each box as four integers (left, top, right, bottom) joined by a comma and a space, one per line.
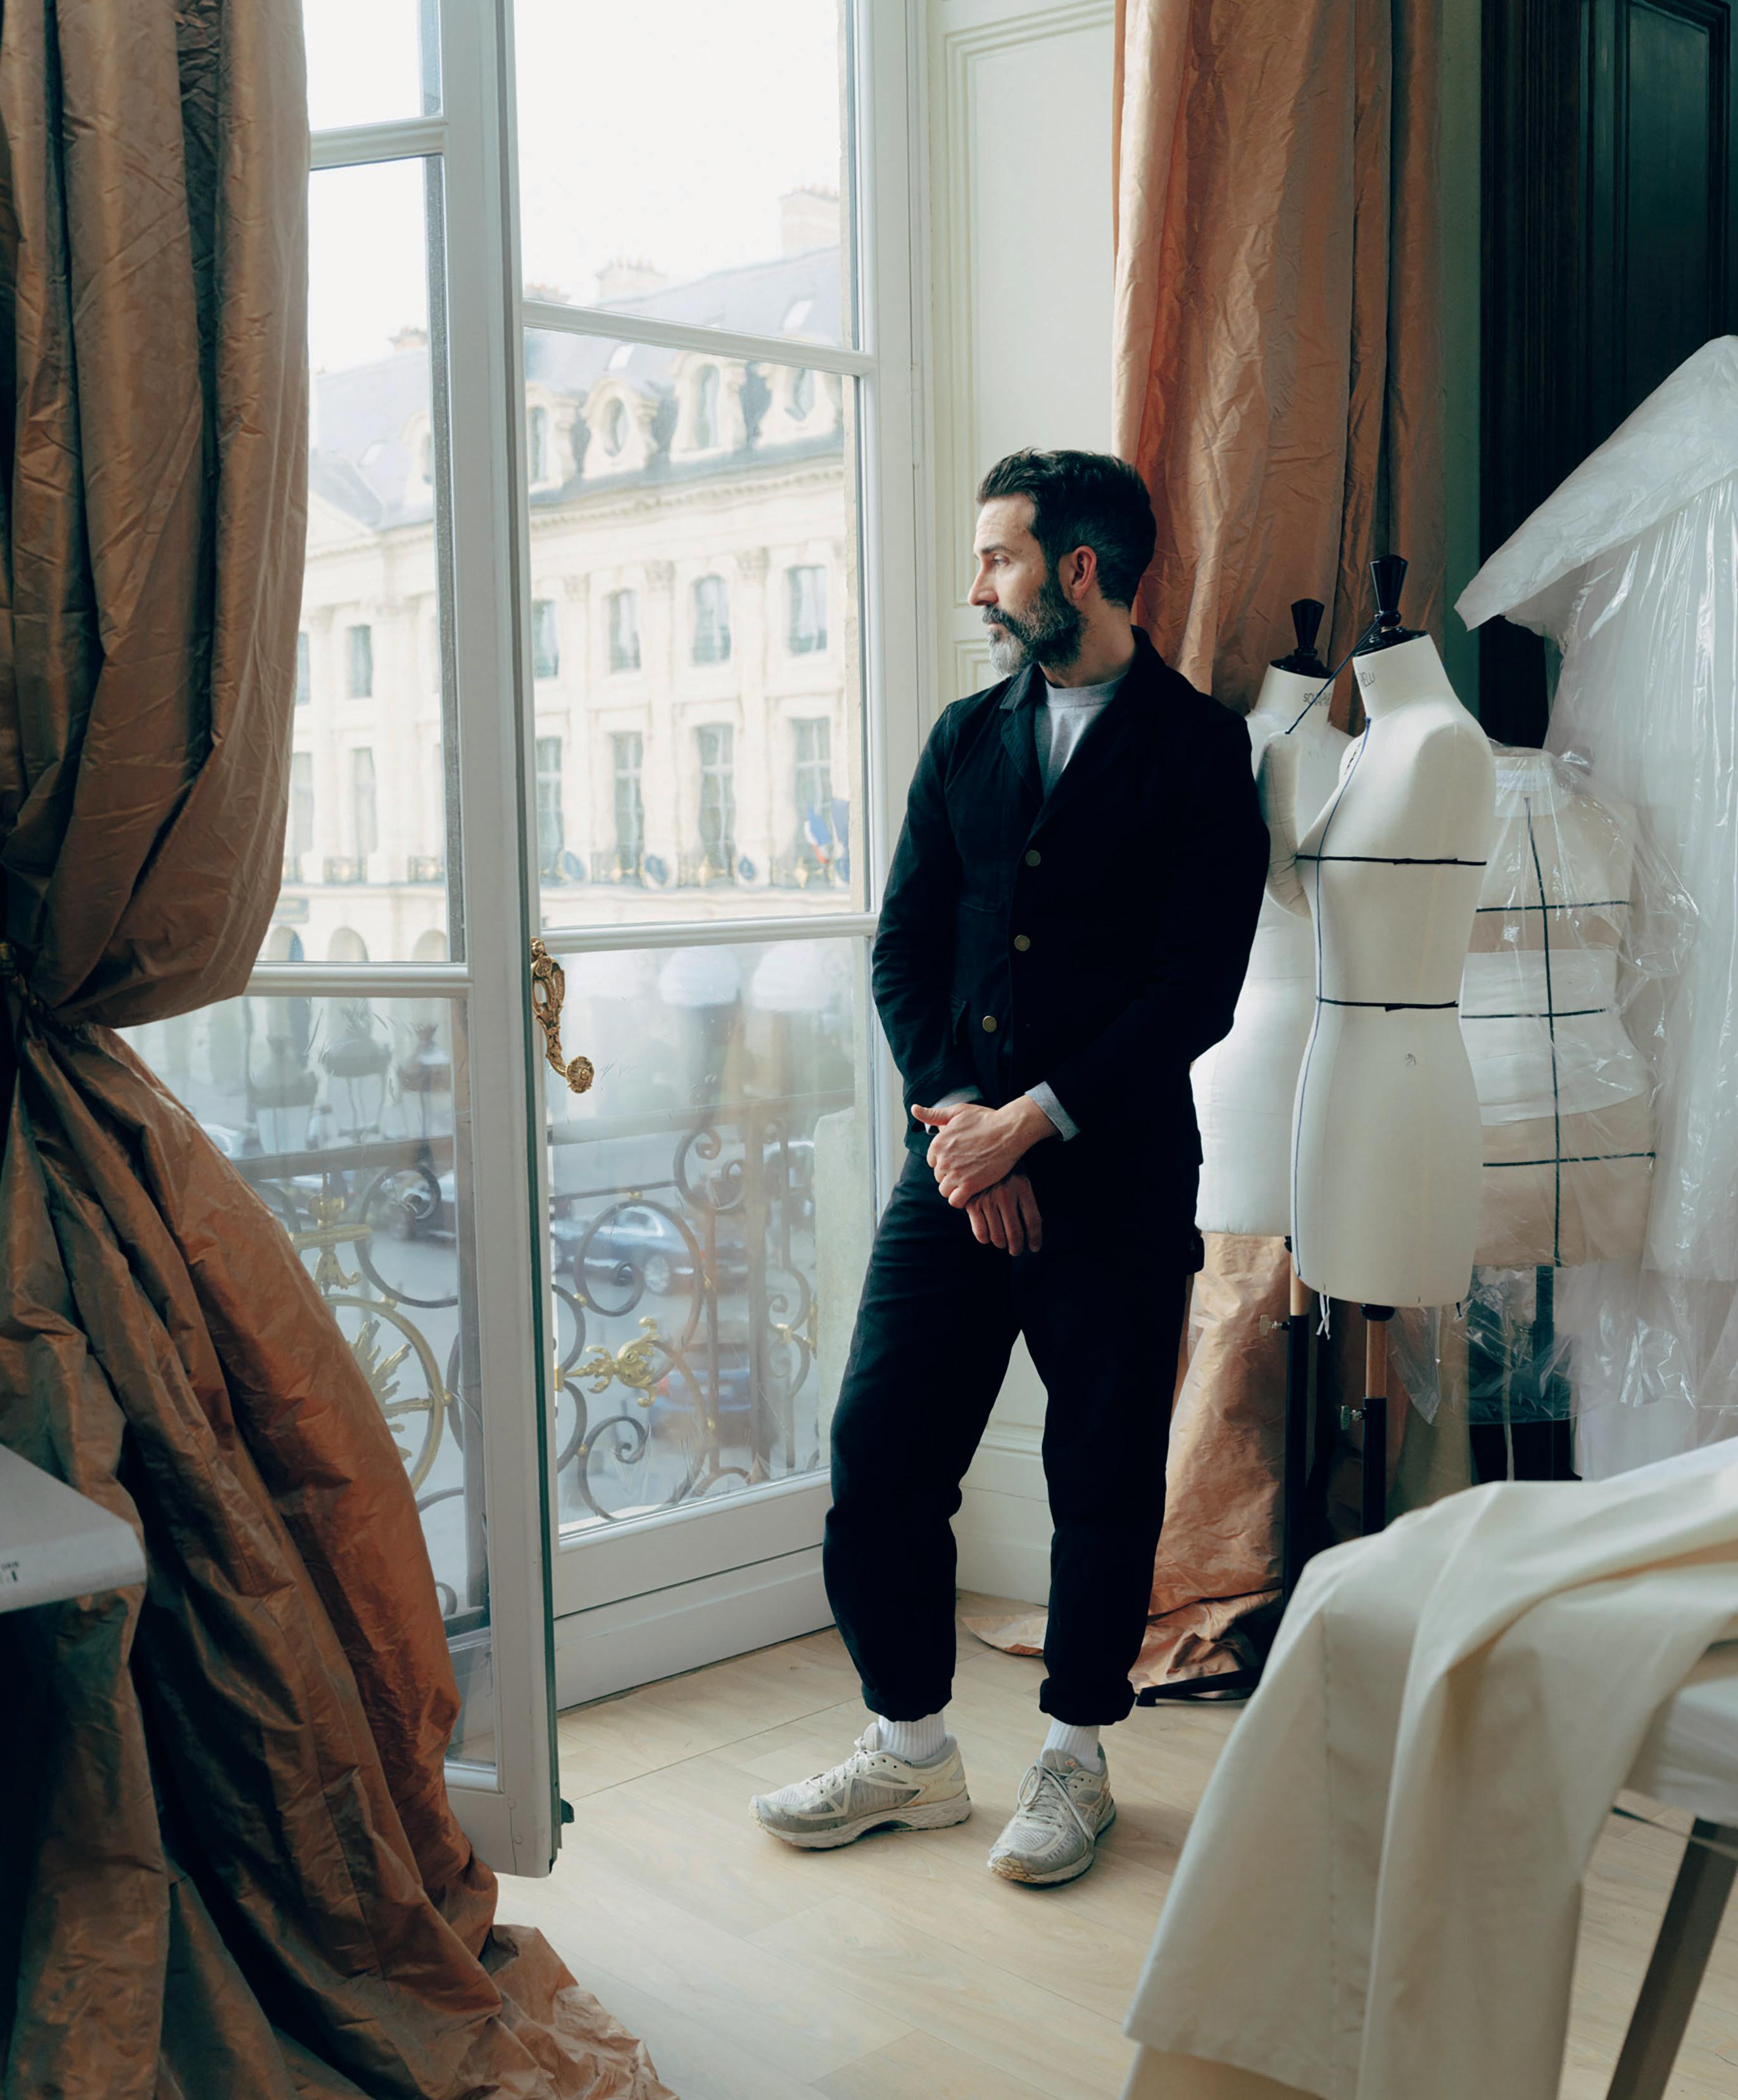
1122, 1441, 1738, 2099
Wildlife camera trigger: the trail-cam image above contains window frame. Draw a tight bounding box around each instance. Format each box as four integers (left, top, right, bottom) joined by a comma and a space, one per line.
255, 0, 932, 1871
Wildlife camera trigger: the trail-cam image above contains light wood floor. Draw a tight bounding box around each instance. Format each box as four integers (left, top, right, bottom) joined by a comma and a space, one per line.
498, 1597, 1738, 2100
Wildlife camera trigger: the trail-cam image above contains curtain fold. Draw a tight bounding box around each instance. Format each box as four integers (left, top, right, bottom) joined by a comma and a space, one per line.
1112, 0, 1444, 712
0, 7, 667, 2094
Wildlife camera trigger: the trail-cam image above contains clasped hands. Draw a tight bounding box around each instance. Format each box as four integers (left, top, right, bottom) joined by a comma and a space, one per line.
909, 1096, 1056, 1255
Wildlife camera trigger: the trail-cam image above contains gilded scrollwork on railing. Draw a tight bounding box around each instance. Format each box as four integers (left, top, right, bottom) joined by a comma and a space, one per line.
237, 1084, 849, 1564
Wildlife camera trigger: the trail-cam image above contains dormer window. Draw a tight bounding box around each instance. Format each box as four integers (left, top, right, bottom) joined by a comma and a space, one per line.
527, 405, 551, 482
604, 399, 627, 455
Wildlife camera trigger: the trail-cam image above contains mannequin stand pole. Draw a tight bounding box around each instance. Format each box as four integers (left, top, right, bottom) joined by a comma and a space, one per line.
1282, 1243, 1313, 1603
1348, 1306, 1394, 1537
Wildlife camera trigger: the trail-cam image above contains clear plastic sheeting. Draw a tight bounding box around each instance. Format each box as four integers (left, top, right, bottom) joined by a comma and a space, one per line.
1463, 747, 1691, 1272
1458, 336, 1738, 1441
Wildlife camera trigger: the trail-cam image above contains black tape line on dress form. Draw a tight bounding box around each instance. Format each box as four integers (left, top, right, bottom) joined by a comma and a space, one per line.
1465, 1006, 1609, 1020
1316, 997, 1460, 1011
1524, 799, 1565, 1265
1295, 853, 1489, 867
1473, 898, 1632, 913
1282, 616, 1384, 733
1483, 1150, 1656, 1168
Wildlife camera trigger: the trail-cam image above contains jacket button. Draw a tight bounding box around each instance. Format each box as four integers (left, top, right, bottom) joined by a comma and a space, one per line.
981, 1015, 998, 1032
1013, 934, 1031, 952
1024, 849, 1042, 867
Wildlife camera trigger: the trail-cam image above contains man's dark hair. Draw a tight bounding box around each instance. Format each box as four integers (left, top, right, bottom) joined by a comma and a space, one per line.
975, 448, 1157, 609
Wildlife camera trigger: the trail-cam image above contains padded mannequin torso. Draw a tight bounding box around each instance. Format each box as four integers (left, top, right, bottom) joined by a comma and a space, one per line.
1266, 635, 1496, 1306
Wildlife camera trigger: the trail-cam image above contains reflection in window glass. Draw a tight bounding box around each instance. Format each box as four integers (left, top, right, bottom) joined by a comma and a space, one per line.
515, 0, 850, 348
294, 156, 454, 963
544, 937, 871, 1534
790, 717, 844, 887
123, 992, 498, 1766
524, 329, 861, 928
295, 631, 312, 705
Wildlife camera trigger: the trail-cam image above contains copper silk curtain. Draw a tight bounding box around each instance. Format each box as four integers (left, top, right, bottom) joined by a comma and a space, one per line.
1112, 0, 1444, 709
0, 7, 666, 2096
1116, 0, 1446, 1681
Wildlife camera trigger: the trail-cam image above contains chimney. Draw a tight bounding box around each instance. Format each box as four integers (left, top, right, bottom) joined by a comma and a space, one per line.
390, 324, 429, 353
595, 257, 669, 303
780, 186, 841, 257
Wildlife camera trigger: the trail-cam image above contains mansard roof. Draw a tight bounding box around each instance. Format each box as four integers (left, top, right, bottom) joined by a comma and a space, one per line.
310, 243, 843, 532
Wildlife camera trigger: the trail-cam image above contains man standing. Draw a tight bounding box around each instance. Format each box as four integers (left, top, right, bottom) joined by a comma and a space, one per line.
752, 451, 1268, 1885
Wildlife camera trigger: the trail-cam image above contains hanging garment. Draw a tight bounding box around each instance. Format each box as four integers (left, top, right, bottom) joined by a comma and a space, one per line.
1121, 1441, 1738, 2100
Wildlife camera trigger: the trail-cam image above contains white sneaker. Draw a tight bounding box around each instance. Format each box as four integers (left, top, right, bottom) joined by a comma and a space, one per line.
750, 1724, 972, 1850
988, 1747, 1116, 1885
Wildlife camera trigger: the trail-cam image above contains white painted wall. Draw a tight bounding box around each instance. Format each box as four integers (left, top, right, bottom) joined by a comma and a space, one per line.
926, 0, 1118, 1603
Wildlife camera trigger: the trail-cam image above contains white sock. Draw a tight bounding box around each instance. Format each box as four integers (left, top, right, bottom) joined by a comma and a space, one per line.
874, 1712, 947, 1762
1043, 1719, 1102, 1766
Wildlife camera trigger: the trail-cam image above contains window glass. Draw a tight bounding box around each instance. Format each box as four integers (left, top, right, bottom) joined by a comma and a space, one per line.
532, 598, 560, 680
351, 748, 379, 861
610, 733, 646, 883
695, 724, 738, 884
523, 328, 862, 928
536, 736, 565, 876
692, 576, 731, 665
788, 564, 827, 654
293, 155, 455, 962
515, 0, 852, 349
304, 0, 439, 132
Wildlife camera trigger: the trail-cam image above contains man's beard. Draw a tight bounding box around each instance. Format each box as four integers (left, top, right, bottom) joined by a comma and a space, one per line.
983, 567, 1082, 674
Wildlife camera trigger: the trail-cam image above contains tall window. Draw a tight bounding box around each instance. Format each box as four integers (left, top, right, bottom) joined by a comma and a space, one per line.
691, 574, 730, 664
535, 736, 564, 875
289, 750, 314, 865
531, 597, 560, 680
295, 631, 311, 705
527, 404, 551, 481
607, 588, 640, 673
346, 622, 374, 697
693, 365, 719, 450
791, 717, 838, 879
788, 565, 827, 654
351, 747, 379, 858
611, 731, 645, 882
695, 725, 736, 881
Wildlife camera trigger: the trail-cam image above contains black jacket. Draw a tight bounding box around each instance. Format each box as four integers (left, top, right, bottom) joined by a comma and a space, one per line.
872, 628, 1269, 1186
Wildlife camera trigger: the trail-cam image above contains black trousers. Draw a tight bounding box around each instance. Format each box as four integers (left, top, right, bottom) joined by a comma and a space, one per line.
822, 1148, 1193, 1726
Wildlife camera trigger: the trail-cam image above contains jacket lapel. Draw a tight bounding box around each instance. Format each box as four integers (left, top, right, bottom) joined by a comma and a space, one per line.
998, 662, 1045, 807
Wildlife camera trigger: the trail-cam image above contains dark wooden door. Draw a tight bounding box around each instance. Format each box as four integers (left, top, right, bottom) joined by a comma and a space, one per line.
1480, 0, 1738, 743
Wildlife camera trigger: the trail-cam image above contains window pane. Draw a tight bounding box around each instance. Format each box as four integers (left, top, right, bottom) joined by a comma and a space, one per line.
304, 0, 440, 131
524, 328, 863, 926
543, 935, 872, 1535
123, 992, 499, 1769
514, 0, 852, 348
296, 156, 455, 961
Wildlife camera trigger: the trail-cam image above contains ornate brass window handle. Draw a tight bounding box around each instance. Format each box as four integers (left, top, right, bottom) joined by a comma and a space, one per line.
529, 937, 595, 1094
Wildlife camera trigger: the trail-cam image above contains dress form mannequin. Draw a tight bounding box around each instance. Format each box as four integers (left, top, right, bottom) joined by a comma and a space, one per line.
1462, 753, 1654, 1267
1263, 559, 1497, 1308
1193, 602, 1352, 1234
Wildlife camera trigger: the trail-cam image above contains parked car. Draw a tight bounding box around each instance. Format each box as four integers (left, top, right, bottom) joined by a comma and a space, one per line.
550, 1199, 750, 1301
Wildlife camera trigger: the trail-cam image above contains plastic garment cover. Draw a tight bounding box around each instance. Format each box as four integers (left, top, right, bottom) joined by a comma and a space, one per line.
1458, 338, 1738, 1443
